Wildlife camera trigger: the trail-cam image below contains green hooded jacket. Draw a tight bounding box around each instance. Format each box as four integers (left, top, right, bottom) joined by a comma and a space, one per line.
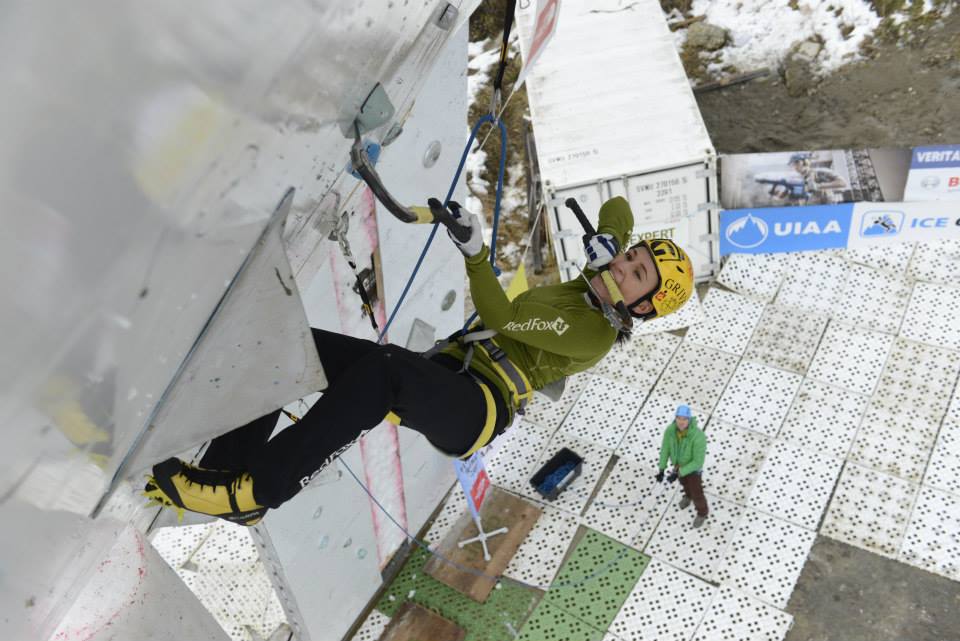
658, 417, 706, 477
441, 197, 635, 421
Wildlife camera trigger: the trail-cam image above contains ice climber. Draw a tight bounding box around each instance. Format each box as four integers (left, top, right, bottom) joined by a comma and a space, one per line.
144, 196, 694, 525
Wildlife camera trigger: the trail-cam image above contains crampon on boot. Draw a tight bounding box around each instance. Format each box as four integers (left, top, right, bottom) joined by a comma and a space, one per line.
143, 457, 267, 526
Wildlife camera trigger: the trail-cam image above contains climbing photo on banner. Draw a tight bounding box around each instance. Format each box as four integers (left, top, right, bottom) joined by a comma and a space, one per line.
453, 452, 491, 521
904, 144, 960, 201
720, 148, 911, 209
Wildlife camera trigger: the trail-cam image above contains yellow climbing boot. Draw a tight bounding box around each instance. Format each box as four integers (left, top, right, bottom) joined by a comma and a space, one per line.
144, 458, 267, 526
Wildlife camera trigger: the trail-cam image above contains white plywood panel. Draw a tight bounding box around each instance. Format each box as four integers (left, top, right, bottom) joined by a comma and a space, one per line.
610, 559, 716, 641
646, 492, 742, 582
832, 262, 913, 334
872, 337, 960, 423
775, 251, 847, 317
583, 457, 677, 549
485, 420, 555, 497
899, 485, 960, 581
530, 433, 613, 515
524, 372, 590, 432
717, 253, 787, 303
654, 342, 739, 415
685, 288, 765, 356
925, 419, 960, 496
742, 304, 828, 375
821, 462, 919, 559
908, 238, 960, 285
701, 420, 772, 506
748, 440, 843, 531
504, 505, 580, 589
807, 322, 895, 396
559, 376, 646, 450
848, 402, 939, 482
712, 361, 803, 438
692, 585, 793, 641
714, 509, 816, 609
778, 379, 869, 460
845, 242, 915, 275
900, 281, 960, 351
591, 332, 681, 394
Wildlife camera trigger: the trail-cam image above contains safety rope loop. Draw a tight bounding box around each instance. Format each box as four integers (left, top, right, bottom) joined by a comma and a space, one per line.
377, 113, 508, 343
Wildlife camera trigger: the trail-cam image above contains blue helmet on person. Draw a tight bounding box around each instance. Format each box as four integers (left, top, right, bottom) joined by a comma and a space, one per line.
675, 405, 692, 418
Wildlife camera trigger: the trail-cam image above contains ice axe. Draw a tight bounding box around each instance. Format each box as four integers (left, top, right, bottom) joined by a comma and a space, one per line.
564, 198, 633, 330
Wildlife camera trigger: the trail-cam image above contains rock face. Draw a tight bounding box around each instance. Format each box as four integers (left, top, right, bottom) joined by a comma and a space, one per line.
783, 39, 823, 96
687, 22, 728, 51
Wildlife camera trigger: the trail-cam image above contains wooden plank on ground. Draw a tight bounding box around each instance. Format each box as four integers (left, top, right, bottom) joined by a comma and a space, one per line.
424, 486, 541, 603
377, 601, 466, 641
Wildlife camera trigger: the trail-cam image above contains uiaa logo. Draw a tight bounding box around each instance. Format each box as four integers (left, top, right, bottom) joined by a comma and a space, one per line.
725, 214, 768, 249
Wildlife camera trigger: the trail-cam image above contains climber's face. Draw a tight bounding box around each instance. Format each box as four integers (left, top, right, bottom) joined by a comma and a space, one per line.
591, 244, 657, 316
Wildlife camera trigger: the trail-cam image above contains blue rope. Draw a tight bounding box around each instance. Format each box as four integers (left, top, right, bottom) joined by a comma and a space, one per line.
377, 115, 508, 343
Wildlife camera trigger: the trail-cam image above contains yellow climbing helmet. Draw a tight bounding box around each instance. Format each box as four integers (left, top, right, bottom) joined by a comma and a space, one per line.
634, 238, 694, 319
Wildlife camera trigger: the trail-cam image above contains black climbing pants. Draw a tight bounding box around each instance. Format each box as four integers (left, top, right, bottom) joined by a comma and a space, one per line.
200, 328, 509, 508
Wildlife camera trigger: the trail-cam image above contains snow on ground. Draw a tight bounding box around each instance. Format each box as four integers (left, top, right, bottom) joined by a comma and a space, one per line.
682, 0, 949, 76
690, 0, 881, 74
465, 38, 498, 216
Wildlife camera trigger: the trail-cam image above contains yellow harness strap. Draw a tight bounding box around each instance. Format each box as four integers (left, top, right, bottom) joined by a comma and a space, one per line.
381, 382, 497, 460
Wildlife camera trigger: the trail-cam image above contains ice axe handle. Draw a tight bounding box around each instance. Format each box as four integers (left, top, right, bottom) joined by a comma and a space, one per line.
564, 198, 632, 327
428, 198, 472, 243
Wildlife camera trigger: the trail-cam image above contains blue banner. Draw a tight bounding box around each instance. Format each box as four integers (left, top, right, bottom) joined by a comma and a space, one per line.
719, 203, 854, 255
910, 145, 960, 170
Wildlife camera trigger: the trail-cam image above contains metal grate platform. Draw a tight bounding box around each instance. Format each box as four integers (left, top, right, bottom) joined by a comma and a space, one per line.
742, 304, 828, 375
349, 610, 390, 641
778, 379, 868, 460
714, 509, 816, 609
748, 440, 843, 531
684, 288, 766, 356
712, 360, 803, 438
610, 558, 715, 641
821, 462, 919, 559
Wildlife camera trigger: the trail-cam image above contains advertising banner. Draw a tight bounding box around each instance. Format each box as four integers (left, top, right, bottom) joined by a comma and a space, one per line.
720, 148, 911, 210
720, 201, 960, 256
904, 145, 960, 201
453, 452, 491, 521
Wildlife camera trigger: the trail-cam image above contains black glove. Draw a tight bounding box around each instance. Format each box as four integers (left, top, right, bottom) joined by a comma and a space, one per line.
655, 470, 664, 483
666, 470, 678, 483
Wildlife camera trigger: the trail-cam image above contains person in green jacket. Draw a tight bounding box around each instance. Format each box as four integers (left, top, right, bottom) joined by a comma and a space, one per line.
144, 196, 695, 525
657, 405, 709, 528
